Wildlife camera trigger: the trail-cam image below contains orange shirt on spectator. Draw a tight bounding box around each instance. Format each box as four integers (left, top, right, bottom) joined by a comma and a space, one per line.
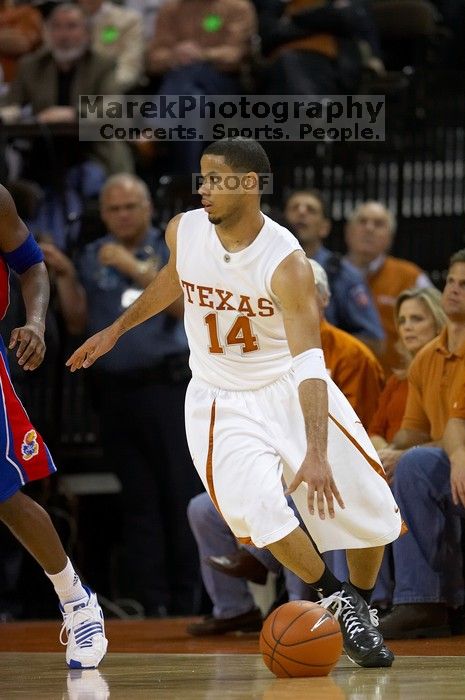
401, 326, 465, 441
367, 256, 429, 374
321, 319, 385, 428
0, 4, 42, 83
368, 374, 408, 443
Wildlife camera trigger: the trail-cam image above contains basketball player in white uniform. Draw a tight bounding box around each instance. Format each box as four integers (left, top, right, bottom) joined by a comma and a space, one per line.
67, 138, 402, 668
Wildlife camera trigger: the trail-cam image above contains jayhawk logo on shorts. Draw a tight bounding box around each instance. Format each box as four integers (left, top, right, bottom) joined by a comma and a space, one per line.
21, 429, 39, 461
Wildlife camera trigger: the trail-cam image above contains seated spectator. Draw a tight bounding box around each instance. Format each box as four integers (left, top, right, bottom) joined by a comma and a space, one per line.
41, 173, 202, 616
78, 0, 145, 92
369, 287, 446, 452
186, 260, 385, 635
0, 0, 43, 84
147, 0, 257, 171
377, 249, 465, 638
344, 201, 432, 375
1, 3, 133, 248
253, 0, 383, 94
284, 189, 384, 349
337, 286, 445, 609
147, 0, 256, 91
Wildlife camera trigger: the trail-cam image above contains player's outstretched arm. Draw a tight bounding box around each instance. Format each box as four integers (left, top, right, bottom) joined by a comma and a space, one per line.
0, 185, 49, 371
66, 213, 183, 372
271, 251, 345, 519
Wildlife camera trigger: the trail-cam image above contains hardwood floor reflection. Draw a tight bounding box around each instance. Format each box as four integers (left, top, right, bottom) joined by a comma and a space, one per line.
2, 652, 465, 699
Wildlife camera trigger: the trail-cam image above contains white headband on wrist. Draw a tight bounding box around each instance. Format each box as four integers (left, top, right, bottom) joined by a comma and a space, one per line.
293, 348, 328, 385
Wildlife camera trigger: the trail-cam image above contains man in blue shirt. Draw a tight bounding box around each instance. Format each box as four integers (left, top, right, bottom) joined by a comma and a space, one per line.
284, 189, 384, 351
41, 173, 202, 616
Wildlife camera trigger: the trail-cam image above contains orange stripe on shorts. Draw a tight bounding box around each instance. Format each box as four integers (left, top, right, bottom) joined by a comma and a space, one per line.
329, 412, 387, 480
329, 412, 408, 535
206, 399, 220, 511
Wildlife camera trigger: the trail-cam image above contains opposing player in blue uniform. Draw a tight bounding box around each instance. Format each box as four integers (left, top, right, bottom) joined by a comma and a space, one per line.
0, 184, 107, 668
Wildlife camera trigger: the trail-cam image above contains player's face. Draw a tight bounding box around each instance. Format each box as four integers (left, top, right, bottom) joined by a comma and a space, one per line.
397, 298, 438, 355
198, 154, 248, 225
100, 185, 151, 241
47, 10, 89, 50
284, 193, 329, 244
442, 262, 465, 321
346, 203, 393, 261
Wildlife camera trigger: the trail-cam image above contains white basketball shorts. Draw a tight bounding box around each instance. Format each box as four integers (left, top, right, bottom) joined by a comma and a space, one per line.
185, 371, 402, 551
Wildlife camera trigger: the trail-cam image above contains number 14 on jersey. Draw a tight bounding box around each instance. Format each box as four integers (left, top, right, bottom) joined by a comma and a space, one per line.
205, 313, 259, 354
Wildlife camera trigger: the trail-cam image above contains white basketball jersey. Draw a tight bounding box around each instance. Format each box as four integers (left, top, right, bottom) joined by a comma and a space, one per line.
176, 208, 303, 390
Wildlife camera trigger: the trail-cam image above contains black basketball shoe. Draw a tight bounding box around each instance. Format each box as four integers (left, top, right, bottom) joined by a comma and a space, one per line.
318, 582, 394, 668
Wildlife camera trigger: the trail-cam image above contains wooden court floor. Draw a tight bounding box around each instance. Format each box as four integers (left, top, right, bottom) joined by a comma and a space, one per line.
1, 618, 465, 699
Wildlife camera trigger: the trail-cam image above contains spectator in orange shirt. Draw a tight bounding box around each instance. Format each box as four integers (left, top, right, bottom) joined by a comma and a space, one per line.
369, 286, 446, 451
0, 0, 43, 83
378, 249, 465, 639
344, 201, 432, 376
320, 317, 384, 429
367, 286, 446, 612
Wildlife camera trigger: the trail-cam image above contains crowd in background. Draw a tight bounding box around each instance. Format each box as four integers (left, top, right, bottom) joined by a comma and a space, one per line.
0, 0, 464, 644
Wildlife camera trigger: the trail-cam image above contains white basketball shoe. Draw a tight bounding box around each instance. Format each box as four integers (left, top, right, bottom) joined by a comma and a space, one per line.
60, 586, 108, 669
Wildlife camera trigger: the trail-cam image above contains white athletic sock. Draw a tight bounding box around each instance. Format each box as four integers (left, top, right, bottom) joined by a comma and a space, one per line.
45, 558, 88, 606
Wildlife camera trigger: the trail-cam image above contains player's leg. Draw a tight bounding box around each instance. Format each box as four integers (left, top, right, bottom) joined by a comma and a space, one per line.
267, 526, 393, 667
0, 490, 67, 573
267, 375, 396, 667
0, 491, 107, 668
185, 377, 392, 667
346, 546, 385, 602
0, 351, 107, 669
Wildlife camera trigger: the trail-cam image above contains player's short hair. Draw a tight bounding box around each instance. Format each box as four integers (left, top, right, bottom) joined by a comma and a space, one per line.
449, 249, 465, 267
202, 138, 271, 174
285, 189, 329, 219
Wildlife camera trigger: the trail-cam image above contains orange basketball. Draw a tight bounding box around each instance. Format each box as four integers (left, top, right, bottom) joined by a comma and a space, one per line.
259, 600, 343, 678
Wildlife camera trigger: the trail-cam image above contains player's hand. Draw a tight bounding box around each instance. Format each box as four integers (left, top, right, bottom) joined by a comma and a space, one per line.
66, 326, 119, 372
9, 321, 45, 371
286, 453, 345, 519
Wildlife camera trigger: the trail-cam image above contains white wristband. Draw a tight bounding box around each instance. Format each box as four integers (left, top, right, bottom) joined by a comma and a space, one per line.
293, 348, 328, 386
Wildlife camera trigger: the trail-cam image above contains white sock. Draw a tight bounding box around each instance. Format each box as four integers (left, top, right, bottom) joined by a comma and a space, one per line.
46, 558, 88, 606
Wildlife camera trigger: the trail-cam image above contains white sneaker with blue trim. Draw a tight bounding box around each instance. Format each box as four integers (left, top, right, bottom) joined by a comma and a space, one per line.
60, 586, 108, 669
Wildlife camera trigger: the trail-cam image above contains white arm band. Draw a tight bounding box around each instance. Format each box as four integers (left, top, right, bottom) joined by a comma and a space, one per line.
293, 348, 328, 386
